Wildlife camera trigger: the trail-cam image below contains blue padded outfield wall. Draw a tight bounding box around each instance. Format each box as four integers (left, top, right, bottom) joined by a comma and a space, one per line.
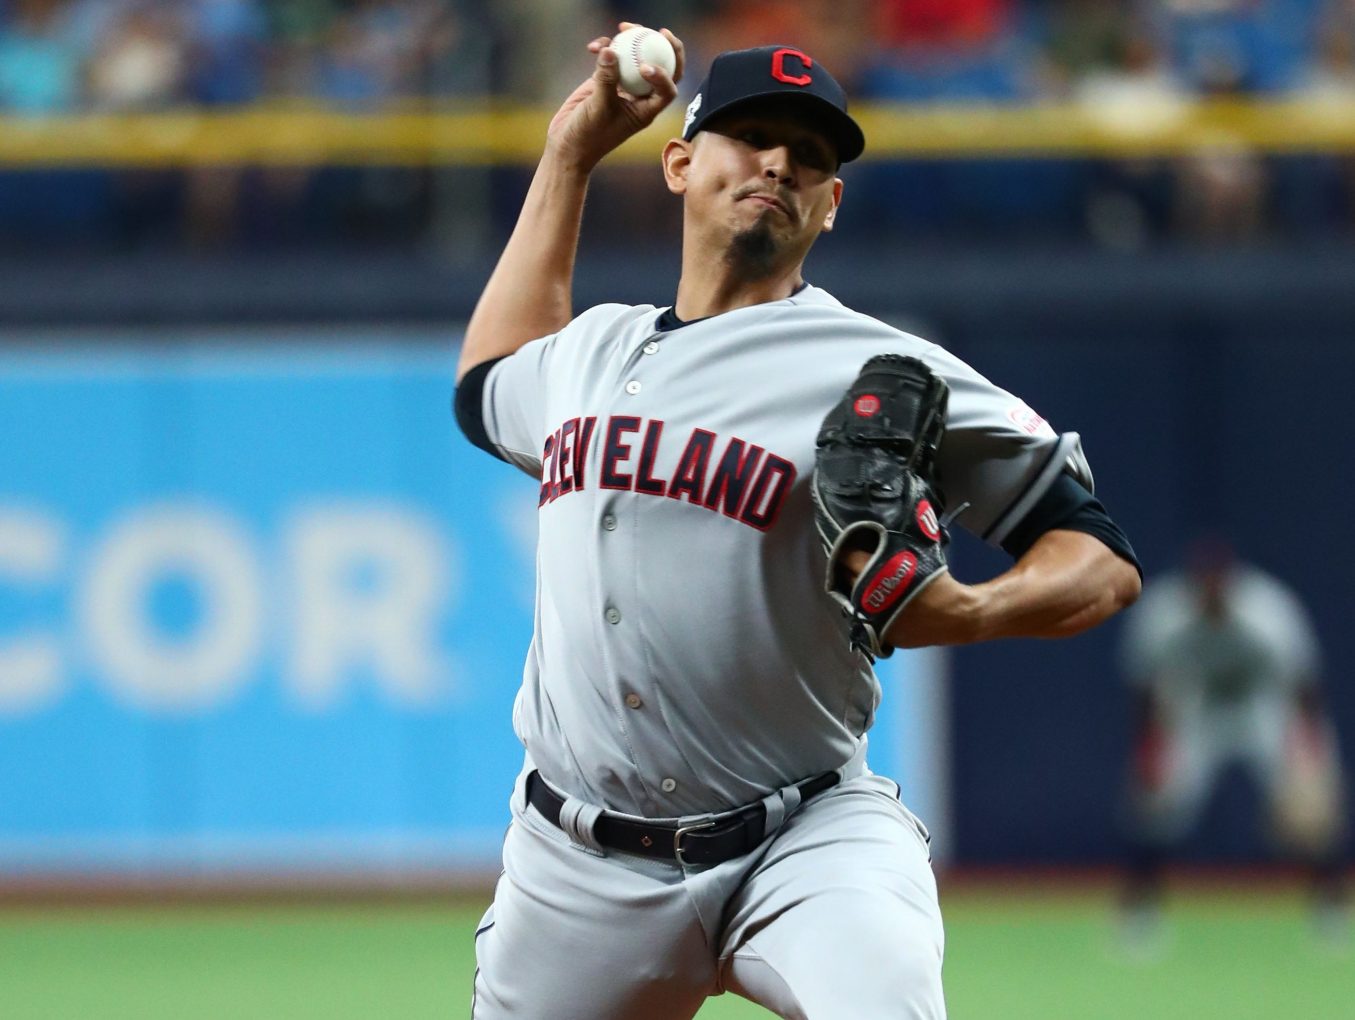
0, 333, 942, 879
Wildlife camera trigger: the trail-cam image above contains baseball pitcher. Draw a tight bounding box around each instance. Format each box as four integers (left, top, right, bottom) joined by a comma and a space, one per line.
454, 25, 1142, 1018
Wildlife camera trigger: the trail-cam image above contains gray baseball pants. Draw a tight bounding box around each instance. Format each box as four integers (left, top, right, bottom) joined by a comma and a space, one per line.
471, 766, 945, 1019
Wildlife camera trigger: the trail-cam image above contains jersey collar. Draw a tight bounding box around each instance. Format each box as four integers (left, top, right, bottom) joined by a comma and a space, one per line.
656, 281, 813, 332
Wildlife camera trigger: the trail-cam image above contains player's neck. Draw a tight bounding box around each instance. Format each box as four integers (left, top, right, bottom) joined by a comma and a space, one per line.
673, 258, 806, 321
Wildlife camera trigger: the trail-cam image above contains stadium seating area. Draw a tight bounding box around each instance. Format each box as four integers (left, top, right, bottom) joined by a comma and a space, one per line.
2, 0, 1352, 107
0, 0, 1352, 251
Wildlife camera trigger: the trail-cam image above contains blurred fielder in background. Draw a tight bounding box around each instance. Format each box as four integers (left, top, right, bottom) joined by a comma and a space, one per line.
1119, 537, 1349, 946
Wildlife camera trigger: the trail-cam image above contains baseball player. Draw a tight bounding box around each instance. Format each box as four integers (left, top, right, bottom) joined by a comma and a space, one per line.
1119, 538, 1348, 944
454, 26, 1142, 1018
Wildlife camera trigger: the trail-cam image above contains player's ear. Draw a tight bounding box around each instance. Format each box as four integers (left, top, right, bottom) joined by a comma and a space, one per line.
662, 138, 692, 195
821, 177, 844, 232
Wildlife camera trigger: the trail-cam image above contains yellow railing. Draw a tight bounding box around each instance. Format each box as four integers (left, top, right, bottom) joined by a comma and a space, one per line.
2, 98, 1354, 167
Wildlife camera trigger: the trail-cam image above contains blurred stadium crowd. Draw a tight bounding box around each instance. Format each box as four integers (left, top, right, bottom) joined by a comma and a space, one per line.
1, 0, 1353, 252
4, 0, 1355, 107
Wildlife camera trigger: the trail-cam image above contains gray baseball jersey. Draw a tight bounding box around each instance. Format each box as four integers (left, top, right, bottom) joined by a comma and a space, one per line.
1121, 565, 1319, 705
477, 284, 1091, 818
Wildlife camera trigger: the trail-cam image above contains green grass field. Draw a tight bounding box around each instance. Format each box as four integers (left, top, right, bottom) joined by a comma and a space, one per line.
0, 885, 1348, 1019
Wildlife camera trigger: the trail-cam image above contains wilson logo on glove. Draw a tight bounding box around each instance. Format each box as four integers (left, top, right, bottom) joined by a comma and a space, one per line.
853, 395, 881, 417
861, 550, 918, 614
917, 500, 940, 541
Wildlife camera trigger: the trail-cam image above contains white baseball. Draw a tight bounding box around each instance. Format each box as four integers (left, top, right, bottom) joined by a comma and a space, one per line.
610, 26, 676, 98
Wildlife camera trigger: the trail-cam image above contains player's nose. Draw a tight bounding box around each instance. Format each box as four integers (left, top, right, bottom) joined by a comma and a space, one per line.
761, 150, 795, 186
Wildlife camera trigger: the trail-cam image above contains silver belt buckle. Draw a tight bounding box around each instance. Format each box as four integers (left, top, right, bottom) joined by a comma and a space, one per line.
672, 819, 716, 866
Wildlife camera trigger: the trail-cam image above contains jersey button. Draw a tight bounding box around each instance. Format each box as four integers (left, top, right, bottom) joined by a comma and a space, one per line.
602, 514, 618, 531
624, 380, 642, 395
605, 606, 622, 625
660, 778, 677, 793
624, 693, 643, 709
642, 341, 659, 355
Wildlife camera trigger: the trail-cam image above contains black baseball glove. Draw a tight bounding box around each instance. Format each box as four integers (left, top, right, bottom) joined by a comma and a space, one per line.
811, 354, 950, 658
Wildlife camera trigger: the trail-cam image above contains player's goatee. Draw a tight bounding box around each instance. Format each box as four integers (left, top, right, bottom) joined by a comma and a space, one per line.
726, 221, 781, 279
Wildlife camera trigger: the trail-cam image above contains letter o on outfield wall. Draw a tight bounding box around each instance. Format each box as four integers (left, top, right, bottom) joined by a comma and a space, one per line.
78, 504, 263, 712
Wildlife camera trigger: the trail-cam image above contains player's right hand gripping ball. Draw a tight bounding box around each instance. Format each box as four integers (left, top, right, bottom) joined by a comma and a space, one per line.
812, 355, 950, 658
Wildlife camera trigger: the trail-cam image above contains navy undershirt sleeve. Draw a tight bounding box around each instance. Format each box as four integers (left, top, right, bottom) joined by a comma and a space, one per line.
453, 356, 508, 461
999, 472, 1141, 576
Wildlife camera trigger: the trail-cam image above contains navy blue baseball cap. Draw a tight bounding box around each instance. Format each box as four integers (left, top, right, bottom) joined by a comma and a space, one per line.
681, 46, 866, 164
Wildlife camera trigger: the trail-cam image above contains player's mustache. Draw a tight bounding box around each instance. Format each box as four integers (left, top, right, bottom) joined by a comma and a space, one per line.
732, 184, 797, 220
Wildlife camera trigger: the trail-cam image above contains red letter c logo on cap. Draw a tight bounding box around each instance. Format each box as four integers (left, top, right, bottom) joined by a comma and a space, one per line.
771, 48, 813, 86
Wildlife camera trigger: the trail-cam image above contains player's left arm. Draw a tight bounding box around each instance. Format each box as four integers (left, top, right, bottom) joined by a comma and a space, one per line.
882, 528, 1141, 648
1296, 683, 1327, 723
850, 471, 1142, 648
1290, 671, 1335, 757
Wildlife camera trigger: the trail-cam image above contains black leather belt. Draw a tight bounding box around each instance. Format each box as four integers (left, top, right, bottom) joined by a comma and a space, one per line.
525, 769, 840, 866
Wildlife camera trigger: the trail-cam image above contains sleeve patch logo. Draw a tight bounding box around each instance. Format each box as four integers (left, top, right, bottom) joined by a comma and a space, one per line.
860, 550, 918, 616
916, 499, 941, 541
853, 395, 881, 417
1007, 403, 1052, 436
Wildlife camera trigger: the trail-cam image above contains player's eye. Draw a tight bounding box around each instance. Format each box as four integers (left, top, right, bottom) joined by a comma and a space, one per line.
796, 144, 831, 171
740, 129, 767, 148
